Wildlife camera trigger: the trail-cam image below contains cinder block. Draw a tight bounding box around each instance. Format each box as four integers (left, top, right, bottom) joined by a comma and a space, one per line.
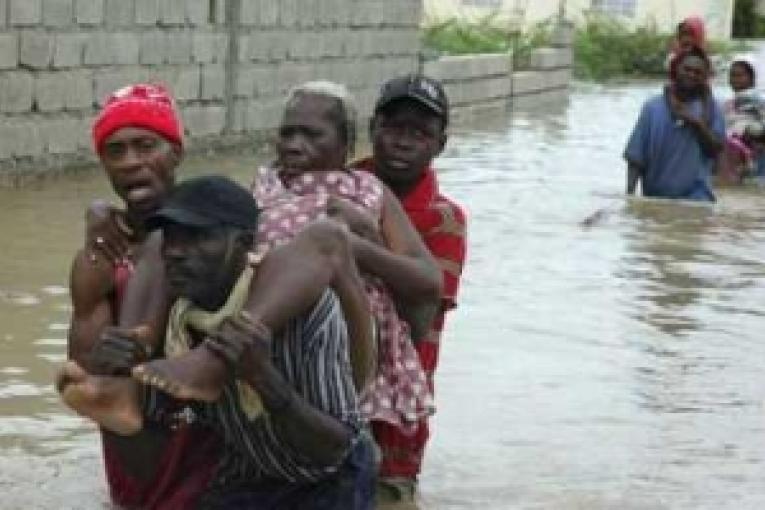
212, 33, 228, 62
251, 64, 277, 96
159, 0, 184, 26
42, 117, 80, 154
296, 0, 316, 28
54, 33, 85, 68
0, 34, 18, 69
73, 117, 92, 151
0, 71, 34, 113
0, 123, 13, 159
230, 98, 247, 131
43, 0, 73, 26
0, 0, 8, 27
111, 33, 139, 65
35, 72, 66, 111
134, 0, 158, 25
192, 33, 215, 63
185, 0, 207, 25
165, 31, 192, 64
20, 32, 54, 69
239, 32, 271, 62
75, 0, 103, 25
62, 69, 93, 109
182, 105, 225, 136
511, 70, 547, 96
151, 66, 199, 101
7, 120, 43, 156
234, 66, 254, 97
323, 30, 346, 58
83, 32, 113, 66
10, 0, 42, 25
265, 31, 286, 62
530, 47, 572, 70
279, 0, 297, 27
240, 0, 259, 25
238, 65, 280, 99
104, 0, 133, 27
201, 64, 225, 100
139, 31, 165, 64
335, 0, 352, 25
94, 67, 147, 104
246, 97, 282, 131
258, 0, 278, 27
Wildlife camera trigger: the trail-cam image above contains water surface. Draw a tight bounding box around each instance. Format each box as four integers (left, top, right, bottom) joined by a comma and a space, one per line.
2, 83, 765, 509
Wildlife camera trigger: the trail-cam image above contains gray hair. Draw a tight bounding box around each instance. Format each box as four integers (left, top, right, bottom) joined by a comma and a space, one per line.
285, 81, 357, 161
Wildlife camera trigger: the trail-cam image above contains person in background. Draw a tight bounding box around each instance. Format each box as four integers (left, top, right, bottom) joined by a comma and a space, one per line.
625, 46, 725, 201
67, 83, 220, 509
353, 75, 468, 501
718, 55, 765, 184
667, 16, 706, 71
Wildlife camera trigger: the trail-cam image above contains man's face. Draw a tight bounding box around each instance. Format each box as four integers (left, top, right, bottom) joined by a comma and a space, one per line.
370, 100, 445, 188
729, 63, 753, 92
675, 55, 708, 95
161, 223, 242, 308
276, 93, 347, 172
100, 127, 180, 218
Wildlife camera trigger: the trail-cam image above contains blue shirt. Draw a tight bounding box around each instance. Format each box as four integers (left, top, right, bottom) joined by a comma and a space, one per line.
624, 92, 725, 201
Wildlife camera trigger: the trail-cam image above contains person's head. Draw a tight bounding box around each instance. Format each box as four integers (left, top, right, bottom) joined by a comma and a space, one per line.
370, 75, 448, 190
146, 176, 260, 311
92, 84, 184, 220
276, 81, 357, 173
671, 46, 711, 96
729, 57, 756, 92
677, 16, 705, 51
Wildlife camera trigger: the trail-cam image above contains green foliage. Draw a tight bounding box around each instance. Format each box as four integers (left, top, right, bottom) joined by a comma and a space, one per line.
732, 0, 765, 38
422, 14, 744, 82
574, 15, 746, 81
421, 15, 553, 67
421, 15, 514, 55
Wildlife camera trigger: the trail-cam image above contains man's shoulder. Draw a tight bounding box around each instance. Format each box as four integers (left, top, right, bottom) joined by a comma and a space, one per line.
642, 93, 668, 112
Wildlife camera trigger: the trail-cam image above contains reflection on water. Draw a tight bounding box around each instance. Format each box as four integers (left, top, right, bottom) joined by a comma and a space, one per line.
3, 83, 765, 509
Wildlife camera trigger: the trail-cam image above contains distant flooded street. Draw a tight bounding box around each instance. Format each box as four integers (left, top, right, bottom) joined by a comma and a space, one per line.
2, 82, 765, 509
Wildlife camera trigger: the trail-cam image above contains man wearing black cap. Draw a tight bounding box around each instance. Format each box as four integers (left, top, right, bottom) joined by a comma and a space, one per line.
57, 176, 376, 509
354, 75, 468, 500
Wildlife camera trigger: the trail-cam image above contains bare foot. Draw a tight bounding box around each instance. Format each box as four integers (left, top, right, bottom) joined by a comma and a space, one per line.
56, 361, 143, 435
131, 345, 228, 403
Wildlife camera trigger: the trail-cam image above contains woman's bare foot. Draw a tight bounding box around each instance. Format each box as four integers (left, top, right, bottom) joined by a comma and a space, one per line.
56, 361, 143, 435
131, 345, 228, 403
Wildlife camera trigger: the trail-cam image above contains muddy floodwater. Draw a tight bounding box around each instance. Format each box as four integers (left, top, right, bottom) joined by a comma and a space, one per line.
2, 82, 765, 509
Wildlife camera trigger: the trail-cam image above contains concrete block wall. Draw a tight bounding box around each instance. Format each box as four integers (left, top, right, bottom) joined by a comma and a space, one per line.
0, 0, 423, 174
422, 23, 574, 120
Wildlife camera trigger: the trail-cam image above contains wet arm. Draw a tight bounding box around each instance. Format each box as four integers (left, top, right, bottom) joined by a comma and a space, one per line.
67, 251, 115, 368
117, 233, 171, 355
353, 187, 442, 339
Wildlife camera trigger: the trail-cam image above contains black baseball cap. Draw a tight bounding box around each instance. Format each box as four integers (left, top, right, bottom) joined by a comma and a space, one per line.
374, 74, 449, 124
146, 175, 260, 231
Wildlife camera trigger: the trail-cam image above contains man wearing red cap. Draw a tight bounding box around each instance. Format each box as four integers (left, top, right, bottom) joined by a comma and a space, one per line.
68, 83, 220, 509
354, 74, 468, 500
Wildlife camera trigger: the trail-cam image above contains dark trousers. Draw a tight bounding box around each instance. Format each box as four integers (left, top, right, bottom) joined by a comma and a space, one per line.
197, 436, 376, 510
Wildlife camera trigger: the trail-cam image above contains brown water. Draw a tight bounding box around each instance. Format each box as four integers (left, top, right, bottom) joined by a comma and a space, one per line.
2, 83, 765, 509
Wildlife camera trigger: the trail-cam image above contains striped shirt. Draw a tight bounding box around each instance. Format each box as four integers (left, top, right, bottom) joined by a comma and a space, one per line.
145, 289, 361, 485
